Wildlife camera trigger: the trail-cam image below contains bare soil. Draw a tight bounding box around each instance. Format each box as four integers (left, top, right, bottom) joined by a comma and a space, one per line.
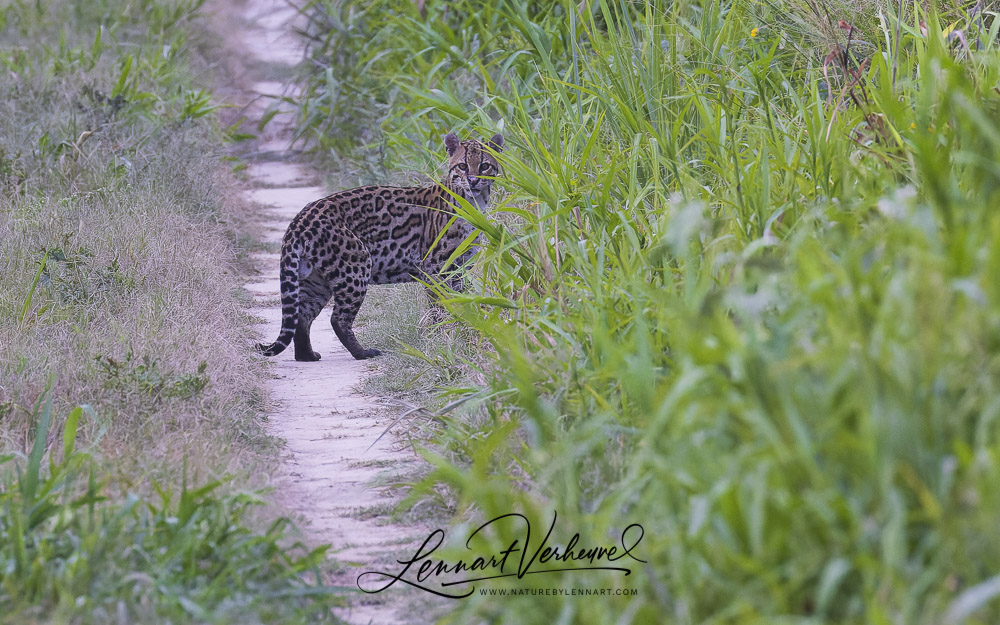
212, 1, 432, 622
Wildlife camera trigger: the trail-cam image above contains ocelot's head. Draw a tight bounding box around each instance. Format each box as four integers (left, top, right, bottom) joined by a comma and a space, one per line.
444, 132, 504, 210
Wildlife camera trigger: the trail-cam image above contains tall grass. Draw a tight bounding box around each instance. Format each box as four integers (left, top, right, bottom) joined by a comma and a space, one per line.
296, 0, 1000, 622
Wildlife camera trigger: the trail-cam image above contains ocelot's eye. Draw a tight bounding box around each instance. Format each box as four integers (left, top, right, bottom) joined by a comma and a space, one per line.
457, 163, 468, 172
479, 163, 492, 173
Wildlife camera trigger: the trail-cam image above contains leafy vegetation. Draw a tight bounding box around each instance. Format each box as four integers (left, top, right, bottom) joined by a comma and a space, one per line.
297, 0, 1000, 623
0, 390, 330, 624
0, 1, 337, 622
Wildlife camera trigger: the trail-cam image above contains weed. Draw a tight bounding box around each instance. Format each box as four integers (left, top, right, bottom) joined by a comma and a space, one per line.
97, 351, 210, 400
0, 389, 336, 623
297, 0, 1000, 622
181, 87, 219, 121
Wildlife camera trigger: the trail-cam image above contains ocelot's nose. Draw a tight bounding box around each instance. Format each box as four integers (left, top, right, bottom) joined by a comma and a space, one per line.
468, 176, 480, 190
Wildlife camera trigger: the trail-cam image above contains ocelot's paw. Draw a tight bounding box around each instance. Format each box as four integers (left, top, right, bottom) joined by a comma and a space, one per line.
295, 351, 322, 362
351, 348, 381, 360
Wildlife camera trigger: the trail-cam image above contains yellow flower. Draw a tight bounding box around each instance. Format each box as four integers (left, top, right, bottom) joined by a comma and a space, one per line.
751, 28, 759, 38
910, 122, 916, 130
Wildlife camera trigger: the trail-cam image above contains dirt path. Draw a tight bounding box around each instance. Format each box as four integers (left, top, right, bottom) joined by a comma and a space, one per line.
215, 2, 428, 623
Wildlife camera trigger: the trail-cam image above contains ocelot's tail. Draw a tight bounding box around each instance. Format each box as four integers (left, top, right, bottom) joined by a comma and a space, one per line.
256, 247, 299, 357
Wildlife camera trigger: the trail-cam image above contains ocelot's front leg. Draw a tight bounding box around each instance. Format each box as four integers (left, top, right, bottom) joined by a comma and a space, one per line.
446, 273, 467, 292
420, 276, 463, 311
419, 247, 472, 328
330, 302, 380, 359
420, 272, 471, 328
325, 235, 381, 360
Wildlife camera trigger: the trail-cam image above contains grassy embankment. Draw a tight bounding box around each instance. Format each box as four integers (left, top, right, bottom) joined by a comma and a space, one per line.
0, 1, 335, 622
295, 0, 1000, 623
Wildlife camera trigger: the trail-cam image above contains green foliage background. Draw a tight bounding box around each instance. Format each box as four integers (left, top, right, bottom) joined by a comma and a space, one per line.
297, 0, 1000, 623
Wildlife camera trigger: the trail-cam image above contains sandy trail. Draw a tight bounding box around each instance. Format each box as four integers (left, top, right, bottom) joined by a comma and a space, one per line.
218, 1, 426, 622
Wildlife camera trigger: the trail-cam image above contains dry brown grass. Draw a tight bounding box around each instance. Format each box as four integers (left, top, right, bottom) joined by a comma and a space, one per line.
0, 0, 274, 490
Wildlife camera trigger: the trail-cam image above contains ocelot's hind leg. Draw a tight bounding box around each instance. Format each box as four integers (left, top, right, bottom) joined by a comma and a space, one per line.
293, 275, 332, 362
325, 234, 381, 360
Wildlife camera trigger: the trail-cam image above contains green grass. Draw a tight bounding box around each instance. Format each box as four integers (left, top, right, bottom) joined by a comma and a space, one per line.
296, 0, 1000, 623
0, 1, 339, 622
0, 390, 332, 624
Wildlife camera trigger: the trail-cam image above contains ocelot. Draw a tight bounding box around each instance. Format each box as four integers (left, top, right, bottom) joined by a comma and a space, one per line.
257, 132, 503, 361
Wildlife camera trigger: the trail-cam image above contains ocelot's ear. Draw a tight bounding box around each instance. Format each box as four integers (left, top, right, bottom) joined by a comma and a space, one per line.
444, 132, 461, 156
488, 133, 504, 153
